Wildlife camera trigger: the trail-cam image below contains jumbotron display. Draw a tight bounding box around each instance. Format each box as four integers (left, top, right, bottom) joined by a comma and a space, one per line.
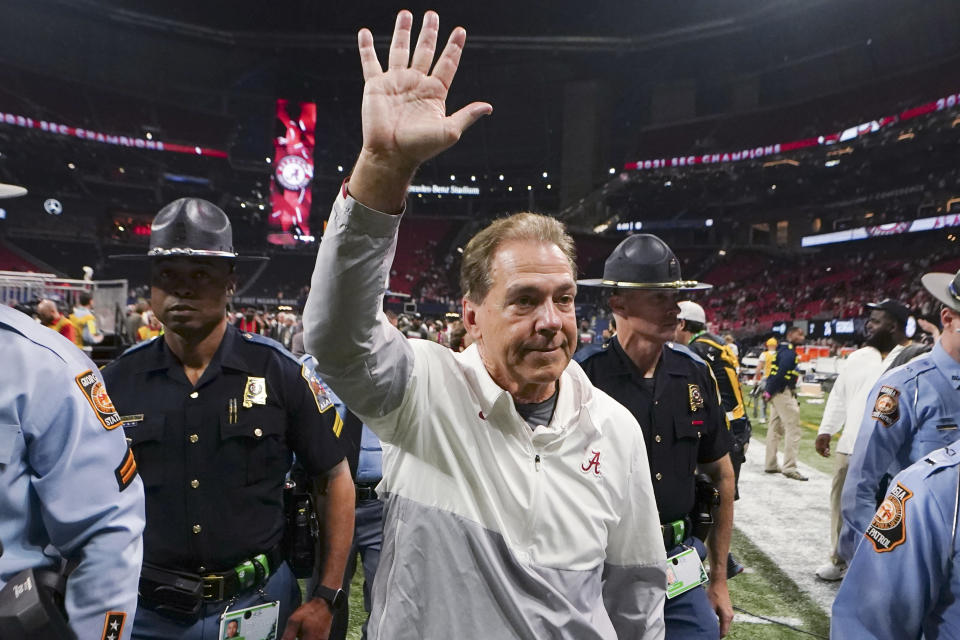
268, 100, 317, 245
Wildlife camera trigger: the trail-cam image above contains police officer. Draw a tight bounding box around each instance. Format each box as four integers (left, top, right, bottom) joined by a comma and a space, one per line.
832, 440, 960, 638
0, 303, 145, 640
839, 267, 960, 563
763, 326, 807, 481
577, 234, 735, 639
104, 198, 355, 640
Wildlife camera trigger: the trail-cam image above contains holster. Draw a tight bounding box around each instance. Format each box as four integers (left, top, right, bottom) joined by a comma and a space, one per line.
283, 475, 319, 579
138, 563, 203, 623
691, 474, 721, 541
0, 568, 74, 640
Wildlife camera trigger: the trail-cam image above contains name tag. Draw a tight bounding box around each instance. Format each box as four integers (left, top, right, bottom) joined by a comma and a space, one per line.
665, 547, 709, 599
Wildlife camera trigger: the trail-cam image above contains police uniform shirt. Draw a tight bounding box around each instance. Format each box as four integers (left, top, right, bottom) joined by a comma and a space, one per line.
832, 441, 960, 639
577, 338, 732, 522
839, 340, 960, 562
0, 305, 144, 640
102, 324, 345, 572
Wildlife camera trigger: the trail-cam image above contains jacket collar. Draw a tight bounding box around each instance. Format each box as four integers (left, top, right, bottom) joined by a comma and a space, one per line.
931, 340, 960, 390
458, 343, 600, 441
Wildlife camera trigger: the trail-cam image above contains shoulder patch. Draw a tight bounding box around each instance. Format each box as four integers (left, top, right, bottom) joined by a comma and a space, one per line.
871, 385, 900, 427
114, 447, 138, 491
301, 363, 334, 414
75, 370, 123, 430
688, 384, 705, 411
865, 482, 913, 553
100, 611, 127, 640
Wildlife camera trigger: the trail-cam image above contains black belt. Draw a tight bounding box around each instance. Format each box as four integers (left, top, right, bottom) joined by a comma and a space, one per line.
200, 545, 284, 602
661, 517, 692, 550
356, 483, 379, 502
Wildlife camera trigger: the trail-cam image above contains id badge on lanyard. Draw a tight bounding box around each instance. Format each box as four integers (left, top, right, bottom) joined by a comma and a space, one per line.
219, 600, 280, 639
665, 547, 709, 599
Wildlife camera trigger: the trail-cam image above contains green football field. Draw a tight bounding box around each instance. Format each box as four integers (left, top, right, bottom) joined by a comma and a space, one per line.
338, 387, 834, 639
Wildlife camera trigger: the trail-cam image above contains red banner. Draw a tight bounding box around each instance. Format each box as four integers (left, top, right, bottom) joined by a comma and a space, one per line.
624, 90, 960, 171
268, 100, 316, 246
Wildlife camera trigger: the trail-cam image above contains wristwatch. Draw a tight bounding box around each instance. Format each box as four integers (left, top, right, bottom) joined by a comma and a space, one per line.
313, 584, 347, 610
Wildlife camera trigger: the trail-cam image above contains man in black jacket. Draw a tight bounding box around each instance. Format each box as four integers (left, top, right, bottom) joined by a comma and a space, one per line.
763, 326, 807, 480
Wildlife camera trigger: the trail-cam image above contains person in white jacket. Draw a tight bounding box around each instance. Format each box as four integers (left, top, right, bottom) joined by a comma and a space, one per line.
813, 299, 912, 581
303, 11, 666, 639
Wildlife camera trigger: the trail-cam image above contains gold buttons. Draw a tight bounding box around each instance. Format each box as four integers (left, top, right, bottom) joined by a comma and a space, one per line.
189, 391, 199, 399
190, 479, 199, 489
655, 472, 663, 481
192, 524, 202, 534
253, 427, 263, 438
189, 434, 199, 444
655, 435, 662, 443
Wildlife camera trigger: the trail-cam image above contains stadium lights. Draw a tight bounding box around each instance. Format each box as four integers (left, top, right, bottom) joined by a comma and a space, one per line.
705, 219, 714, 227
546, 184, 552, 189
67, 162, 76, 170
718, 249, 726, 256
337, 165, 344, 172
508, 186, 513, 191
527, 185, 532, 191
118, 167, 125, 174
542, 172, 548, 178
145, 132, 153, 140
240, 202, 247, 208
664, 181, 672, 187
470, 175, 476, 182
265, 157, 272, 164
450, 174, 456, 180
608, 168, 616, 174
194, 146, 202, 155
118, 225, 125, 231
498, 174, 504, 181
258, 204, 265, 210
824, 159, 840, 167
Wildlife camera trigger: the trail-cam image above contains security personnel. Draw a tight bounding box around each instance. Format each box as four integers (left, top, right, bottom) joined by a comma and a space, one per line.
832, 440, 960, 638
751, 338, 778, 421
763, 326, 807, 480
104, 198, 355, 640
577, 234, 735, 639
839, 268, 960, 563
0, 303, 144, 640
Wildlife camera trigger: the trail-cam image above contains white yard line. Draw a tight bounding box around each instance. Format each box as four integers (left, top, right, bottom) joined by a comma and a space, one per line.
734, 436, 841, 614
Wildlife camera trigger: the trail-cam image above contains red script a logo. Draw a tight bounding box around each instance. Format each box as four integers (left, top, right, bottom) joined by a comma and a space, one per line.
581, 450, 601, 476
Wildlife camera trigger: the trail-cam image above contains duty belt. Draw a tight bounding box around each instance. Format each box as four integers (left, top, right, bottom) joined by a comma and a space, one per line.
200, 545, 284, 601
661, 517, 692, 549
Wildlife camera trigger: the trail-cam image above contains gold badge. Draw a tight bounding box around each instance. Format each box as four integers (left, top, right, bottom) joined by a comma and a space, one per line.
688, 384, 705, 412
243, 377, 267, 408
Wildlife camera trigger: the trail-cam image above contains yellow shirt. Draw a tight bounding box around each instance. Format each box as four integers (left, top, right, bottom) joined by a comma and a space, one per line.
137, 326, 162, 342
758, 350, 776, 378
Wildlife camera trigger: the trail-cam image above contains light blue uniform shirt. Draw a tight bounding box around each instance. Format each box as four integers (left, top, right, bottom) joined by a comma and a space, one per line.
840, 341, 960, 562
833, 441, 960, 639
356, 425, 383, 484
0, 305, 145, 640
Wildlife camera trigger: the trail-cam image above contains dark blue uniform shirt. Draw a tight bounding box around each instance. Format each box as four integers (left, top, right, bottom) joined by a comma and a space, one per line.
577, 338, 732, 522
103, 324, 345, 573
764, 342, 800, 396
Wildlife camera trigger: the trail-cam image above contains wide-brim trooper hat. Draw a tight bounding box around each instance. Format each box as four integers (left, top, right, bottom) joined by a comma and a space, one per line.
578, 234, 712, 291
921, 269, 960, 313
109, 198, 268, 262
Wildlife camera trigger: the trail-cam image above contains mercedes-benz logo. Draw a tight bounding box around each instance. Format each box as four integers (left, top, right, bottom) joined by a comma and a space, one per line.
43, 198, 63, 215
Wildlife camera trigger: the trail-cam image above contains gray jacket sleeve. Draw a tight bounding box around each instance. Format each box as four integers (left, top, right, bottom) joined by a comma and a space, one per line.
302, 191, 415, 425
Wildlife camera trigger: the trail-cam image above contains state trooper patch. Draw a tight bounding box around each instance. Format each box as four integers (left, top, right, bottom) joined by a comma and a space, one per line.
872, 385, 900, 427
865, 482, 913, 553
301, 364, 334, 414
688, 384, 705, 412
75, 370, 122, 430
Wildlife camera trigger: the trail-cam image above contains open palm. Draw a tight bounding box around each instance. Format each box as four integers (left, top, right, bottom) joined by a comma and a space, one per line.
358, 11, 492, 169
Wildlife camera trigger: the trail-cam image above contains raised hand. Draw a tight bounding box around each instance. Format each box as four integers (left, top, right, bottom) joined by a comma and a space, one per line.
350, 11, 492, 213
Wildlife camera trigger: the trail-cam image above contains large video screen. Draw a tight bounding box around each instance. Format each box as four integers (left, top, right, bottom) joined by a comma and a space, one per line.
268, 100, 316, 246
